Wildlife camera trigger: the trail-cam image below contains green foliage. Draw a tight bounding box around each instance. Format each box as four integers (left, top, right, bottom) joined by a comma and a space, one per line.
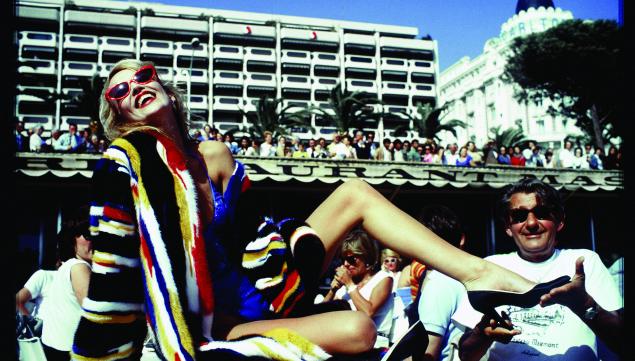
240, 95, 312, 141
489, 125, 531, 149
504, 19, 623, 149
306, 83, 383, 135
395, 103, 466, 142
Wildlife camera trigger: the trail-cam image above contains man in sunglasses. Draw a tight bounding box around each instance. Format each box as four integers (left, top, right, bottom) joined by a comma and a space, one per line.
453, 178, 623, 361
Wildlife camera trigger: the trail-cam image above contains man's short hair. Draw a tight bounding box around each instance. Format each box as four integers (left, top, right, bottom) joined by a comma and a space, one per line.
417, 205, 463, 248
499, 178, 565, 225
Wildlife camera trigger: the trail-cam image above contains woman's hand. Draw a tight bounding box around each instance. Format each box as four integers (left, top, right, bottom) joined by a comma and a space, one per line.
335, 266, 354, 287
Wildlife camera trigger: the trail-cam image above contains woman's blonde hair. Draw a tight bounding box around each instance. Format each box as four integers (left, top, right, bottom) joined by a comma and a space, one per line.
381, 248, 402, 269
100, 59, 191, 142
341, 230, 380, 272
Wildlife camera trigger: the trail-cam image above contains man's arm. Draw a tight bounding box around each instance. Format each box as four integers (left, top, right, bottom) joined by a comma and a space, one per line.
70, 262, 91, 305
539, 256, 623, 354
422, 332, 443, 361
15, 288, 33, 315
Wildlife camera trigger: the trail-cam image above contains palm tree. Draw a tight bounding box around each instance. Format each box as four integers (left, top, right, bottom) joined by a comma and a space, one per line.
489, 125, 531, 149
239, 95, 312, 141
395, 104, 466, 142
303, 84, 383, 135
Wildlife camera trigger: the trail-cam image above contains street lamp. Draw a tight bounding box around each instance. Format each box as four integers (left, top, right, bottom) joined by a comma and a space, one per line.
187, 37, 200, 123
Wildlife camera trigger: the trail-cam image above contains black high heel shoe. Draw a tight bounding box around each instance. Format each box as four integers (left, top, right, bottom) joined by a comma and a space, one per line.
467, 275, 571, 329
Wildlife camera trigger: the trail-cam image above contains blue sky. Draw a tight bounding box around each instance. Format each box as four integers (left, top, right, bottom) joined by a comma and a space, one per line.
142, 0, 621, 71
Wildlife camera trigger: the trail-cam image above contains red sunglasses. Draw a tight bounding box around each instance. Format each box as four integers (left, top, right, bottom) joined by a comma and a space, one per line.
104, 65, 158, 101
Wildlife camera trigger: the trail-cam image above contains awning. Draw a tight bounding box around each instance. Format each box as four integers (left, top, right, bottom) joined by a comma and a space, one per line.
15, 153, 623, 192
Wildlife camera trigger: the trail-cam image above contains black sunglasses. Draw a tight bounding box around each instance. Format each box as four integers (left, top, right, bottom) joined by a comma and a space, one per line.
342, 254, 361, 265
509, 205, 554, 224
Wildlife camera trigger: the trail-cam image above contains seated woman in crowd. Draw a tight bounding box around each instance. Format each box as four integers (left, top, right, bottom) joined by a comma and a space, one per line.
322, 231, 394, 348
455, 146, 472, 167
72, 59, 571, 361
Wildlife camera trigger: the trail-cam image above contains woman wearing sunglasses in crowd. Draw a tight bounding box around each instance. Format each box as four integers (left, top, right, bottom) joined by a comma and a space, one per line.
72, 59, 572, 361
322, 231, 394, 348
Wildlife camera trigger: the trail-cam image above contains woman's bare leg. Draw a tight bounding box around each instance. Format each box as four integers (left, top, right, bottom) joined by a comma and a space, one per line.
227, 311, 376, 355
306, 179, 535, 293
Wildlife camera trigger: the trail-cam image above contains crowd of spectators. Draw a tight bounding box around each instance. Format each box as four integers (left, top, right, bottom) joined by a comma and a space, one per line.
15, 121, 623, 171
187, 126, 624, 171
14, 121, 109, 154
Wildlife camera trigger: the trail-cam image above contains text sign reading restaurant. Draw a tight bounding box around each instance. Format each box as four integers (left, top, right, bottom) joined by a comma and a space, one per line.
15, 153, 623, 192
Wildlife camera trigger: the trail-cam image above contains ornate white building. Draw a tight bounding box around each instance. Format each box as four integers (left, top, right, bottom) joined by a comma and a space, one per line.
439, 0, 580, 149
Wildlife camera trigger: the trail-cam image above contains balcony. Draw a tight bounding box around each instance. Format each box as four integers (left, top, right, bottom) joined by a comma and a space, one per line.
212, 44, 244, 61
213, 70, 243, 86
98, 36, 135, 53
18, 115, 54, 132
187, 94, 208, 110
213, 96, 243, 111
62, 61, 98, 77
345, 79, 377, 93
380, 58, 408, 72
281, 75, 311, 90
18, 31, 57, 48
379, 37, 435, 60
408, 59, 434, 74
175, 41, 208, 58
344, 55, 376, 70
98, 63, 114, 78
18, 58, 56, 75
282, 99, 310, 112
65, 10, 135, 33
141, 39, 173, 56
410, 83, 436, 98
64, 34, 98, 51
312, 77, 338, 91
141, 16, 207, 37
381, 81, 409, 96
245, 73, 276, 88
213, 22, 275, 47
280, 28, 339, 52
155, 66, 175, 83
343, 33, 376, 56
311, 52, 339, 67
175, 68, 208, 84
61, 116, 91, 131
244, 47, 276, 63
281, 50, 310, 64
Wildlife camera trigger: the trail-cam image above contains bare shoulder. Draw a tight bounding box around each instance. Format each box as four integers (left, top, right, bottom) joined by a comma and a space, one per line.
198, 140, 232, 160
197, 141, 235, 183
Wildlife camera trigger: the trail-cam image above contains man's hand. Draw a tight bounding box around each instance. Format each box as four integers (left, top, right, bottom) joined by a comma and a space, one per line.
539, 256, 595, 315
477, 311, 521, 344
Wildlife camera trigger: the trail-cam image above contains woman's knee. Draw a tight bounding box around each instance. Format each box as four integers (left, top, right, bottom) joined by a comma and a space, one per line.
338, 179, 378, 208
341, 312, 376, 352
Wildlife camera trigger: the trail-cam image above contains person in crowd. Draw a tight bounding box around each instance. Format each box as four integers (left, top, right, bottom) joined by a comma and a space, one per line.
214, 132, 224, 142
497, 145, 511, 165
374, 138, 393, 161
322, 230, 394, 348
557, 139, 575, 168
583, 143, 594, 164
29, 125, 47, 152
292, 141, 309, 158
445, 143, 459, 166
340, 134, 357, 159
456, 178, 623, 361
366, 131, 378, 159
236, 136, 252, 156
406, 140, 421, 162
201, 124, 215, 141
73, 59, 569, 360
422, 144, 434, 163
483, 140, 498, 166
247, 138, 259, 156
223, 133, 239, 154
604, 146, 619, 170
352, 130, 370, 160
380, 249, 412, 344
510, 145, 526, 167
572, 147, 590, 169
615, 147, 623, 169
85, 134, 102, 153
259, 130, 275, 157
402, 140, 411, 161
57, 123, 84, 152
432, 146, 446, 165
381, 249, 403, 285
416, 205, 467, 361
327, 133, 342, 156
34, 207, 92, 361
466, 141, 483, 167
589, 148, 604, 170
48, 129, 63, 151
314, 142, 330, 159
392, 139, 405, 162
15, 120, 29, 151
288, 136, 300, 153
544, 149, 555, 168
526, 145, 545, 167
455, 146, 472, 167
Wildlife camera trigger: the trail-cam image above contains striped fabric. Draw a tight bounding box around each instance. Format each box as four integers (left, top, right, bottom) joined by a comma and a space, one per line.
72, 132, 330, 361
409, 261, 427, 299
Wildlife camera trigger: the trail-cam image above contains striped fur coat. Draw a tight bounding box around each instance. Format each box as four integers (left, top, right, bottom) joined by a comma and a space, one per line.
71, 132, 329, 361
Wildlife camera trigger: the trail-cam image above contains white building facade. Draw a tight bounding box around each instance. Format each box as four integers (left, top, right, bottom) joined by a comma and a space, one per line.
15, 0, 439, 142
439, 1, 581, 150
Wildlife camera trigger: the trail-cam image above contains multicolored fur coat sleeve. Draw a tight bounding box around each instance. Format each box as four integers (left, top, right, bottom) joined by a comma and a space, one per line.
71, 132, 330, 361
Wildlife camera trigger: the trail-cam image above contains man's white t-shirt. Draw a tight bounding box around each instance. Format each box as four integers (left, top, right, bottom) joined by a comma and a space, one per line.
452, 249, 622, 361
24, 269, 55, 320
41, 258, 91, 351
